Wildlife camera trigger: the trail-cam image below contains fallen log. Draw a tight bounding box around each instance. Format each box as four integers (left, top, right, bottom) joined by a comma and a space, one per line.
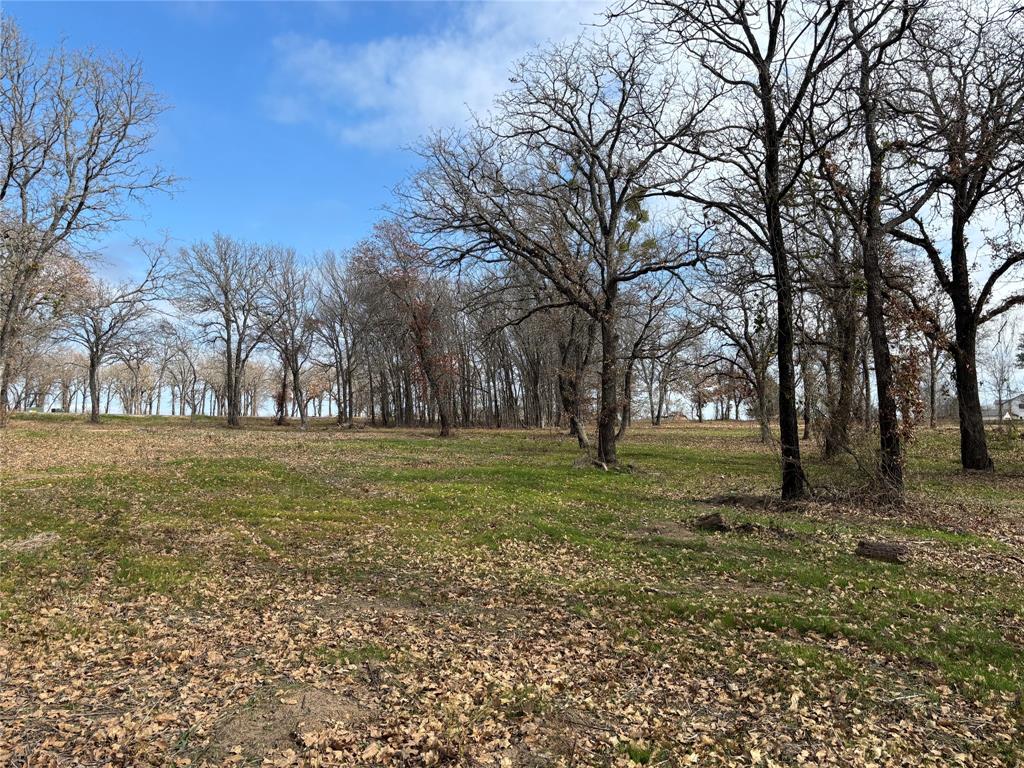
855, 540, 909, 564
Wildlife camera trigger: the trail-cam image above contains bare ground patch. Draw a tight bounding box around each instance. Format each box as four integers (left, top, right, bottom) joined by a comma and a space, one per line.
0, 531, 60, 552
204, 683, 371, 764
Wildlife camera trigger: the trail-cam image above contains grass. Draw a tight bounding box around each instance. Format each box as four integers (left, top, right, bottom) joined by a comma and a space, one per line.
1, 415, 1022, 765
313, 642, 391, 667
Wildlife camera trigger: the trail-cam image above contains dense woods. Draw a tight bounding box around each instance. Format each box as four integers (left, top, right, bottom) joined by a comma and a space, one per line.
3, 3, 1024, 502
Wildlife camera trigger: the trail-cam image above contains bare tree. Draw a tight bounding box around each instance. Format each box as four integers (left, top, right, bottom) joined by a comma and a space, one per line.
408, 28, 708, 465
892, 4, 1024, 471
794, 202, 863, 459
173, 235, 275, 427
60, 258, 162, 423
112, 331, 157, 415
0, 18, 172, 423
983, 317, 1020, 421
354, 221, 459, 437
688, 245, 778, 443
633, 0, 865, 498
616, 280, 691, 440
314, 251, 360, 426
807, 0, 934, 495
160, 320, 202, 419
265, 249, 316, 429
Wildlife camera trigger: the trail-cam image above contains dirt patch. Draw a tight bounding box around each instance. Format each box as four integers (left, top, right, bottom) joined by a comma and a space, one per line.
317, 589, 431, 621
205, 684, 368, 762
703, 493, 775, 510
639, 521, 699, 544
1, 531, 60, 553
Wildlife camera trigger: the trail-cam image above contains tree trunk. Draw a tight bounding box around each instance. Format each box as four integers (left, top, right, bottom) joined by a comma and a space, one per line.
88, 354, 101, 424
855, 540, 909, 564
291, 359, 307, 430
616, 359, 635, 441
928, 351, 938, 429
0, 361, 10, 427
862, 233, 903, 495
801, 354, 813, 440
951, 323, 992, 471
558, 370, 589, 450
824, 312, 857, 458
754, 375, 771, 444
227, 371, 244, 428
596, 302, 619, 466
763, 118, 805, 499
949, 209, 992, 471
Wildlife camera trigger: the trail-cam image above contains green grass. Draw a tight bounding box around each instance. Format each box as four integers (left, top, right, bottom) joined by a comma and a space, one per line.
114, 553, 197, 594
2, 415, 1022, 763
313, 642, 390, 667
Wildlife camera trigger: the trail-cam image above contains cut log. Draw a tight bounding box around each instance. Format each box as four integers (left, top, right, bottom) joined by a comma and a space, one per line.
855, 540, 909, 564
695, 512, 730, 532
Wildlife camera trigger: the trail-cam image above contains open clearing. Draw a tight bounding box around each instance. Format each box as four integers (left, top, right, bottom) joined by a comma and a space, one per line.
1, 416, 1023, 766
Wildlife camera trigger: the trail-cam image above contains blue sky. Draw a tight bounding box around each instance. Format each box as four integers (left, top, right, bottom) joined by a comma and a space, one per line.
6, 1, 601, 278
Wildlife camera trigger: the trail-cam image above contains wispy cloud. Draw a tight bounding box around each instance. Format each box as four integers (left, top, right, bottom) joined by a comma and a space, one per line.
266, 1, 603, 148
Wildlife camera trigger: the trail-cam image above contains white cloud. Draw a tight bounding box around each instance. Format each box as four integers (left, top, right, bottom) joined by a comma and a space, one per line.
266, 1, 604, 148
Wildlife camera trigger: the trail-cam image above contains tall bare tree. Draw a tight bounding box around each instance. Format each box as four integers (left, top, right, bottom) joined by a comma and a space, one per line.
173, 235, 275, 428
809, 0, 934, 495
265, 249, 316, 429
314, 251, 360, 426
893, 4, 1024, 471
355, 221, 459, 437
0, 18, 171, 423
408, 28, 708, 465
61, 258, 162, 423
688, 245, 778, 443
631, 0, 864, 498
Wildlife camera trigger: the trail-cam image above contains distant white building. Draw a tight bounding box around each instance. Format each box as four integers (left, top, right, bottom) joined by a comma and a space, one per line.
1003, 393, 1024, 420
991, 393, 1024, 420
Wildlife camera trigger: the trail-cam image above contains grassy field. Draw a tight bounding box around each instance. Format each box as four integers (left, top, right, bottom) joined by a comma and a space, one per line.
1, 415, 1022, 767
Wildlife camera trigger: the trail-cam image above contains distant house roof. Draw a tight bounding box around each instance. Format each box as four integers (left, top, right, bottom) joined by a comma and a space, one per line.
983, 393, 1024, 419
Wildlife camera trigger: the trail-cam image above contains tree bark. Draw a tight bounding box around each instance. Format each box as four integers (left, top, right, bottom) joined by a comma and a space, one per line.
0, 362, 10, 427
855, 540, 909, 564
949, 209, 992, 471
290, 355, 307, 430
862, 235, 903, 494
951, 321, 992, 470
88, 353, 101, 424
824, 311, 857, 458
762, 98, 806, 499
596, 297, 619, 466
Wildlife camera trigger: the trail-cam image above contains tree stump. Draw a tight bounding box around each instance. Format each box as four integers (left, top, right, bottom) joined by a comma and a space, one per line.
695, 512, 730, 532
855, 540, 909, 564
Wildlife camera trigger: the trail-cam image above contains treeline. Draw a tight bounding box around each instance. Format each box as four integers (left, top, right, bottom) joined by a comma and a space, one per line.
2, 3, 1023, 502
5, 225, 739, 440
